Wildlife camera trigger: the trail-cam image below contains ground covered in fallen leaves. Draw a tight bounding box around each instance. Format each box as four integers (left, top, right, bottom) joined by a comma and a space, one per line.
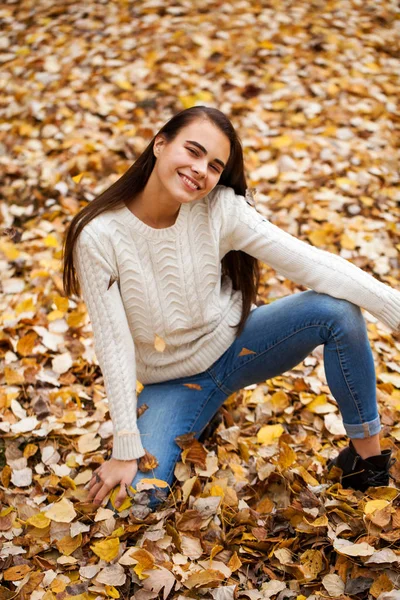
1, 0, 400, 599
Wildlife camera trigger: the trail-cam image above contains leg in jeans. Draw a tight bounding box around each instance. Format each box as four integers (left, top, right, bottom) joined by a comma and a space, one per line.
208, 290, 379, 438
123, 370, 228, 510
208, 290, 381, 439
121, 290, 379, 511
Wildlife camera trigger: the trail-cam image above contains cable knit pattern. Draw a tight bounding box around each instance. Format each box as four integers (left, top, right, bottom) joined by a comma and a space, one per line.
74, 184, 400, 460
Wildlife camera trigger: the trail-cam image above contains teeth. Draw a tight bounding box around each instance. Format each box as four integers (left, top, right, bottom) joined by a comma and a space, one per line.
180, 174, 198, 189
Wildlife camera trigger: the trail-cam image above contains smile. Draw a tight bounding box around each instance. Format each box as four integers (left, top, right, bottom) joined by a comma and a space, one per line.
178, 173, 200, 191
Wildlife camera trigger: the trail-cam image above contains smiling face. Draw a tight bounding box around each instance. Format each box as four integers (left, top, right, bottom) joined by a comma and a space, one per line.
152, 118, 231, 203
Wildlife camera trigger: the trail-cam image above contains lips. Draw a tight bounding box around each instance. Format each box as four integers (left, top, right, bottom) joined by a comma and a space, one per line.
178, 172, 201, 190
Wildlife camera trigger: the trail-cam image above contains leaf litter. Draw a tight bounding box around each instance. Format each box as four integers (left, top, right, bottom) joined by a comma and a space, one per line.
1, 0, 400, 598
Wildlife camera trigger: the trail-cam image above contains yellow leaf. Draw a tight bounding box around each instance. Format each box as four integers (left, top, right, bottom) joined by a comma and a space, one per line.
44, 234, 59, 248
48, 309, 65, 321
307, 394, 331, 414
154, 334, 166, 352
230, 463, 247, 481
272, 100, 289, 111
131, 548, 155, 580
0, 507, 14, 517
54, 295, 69, 312
179, 95, 197, 109
133, 563, 151, 580
297, 466, 319, 487
257, 424, 284, 445
109, 486, 134, 512
278, 441, 297, 469
4, 366, 25, 385
23, 443, 39, 459
260, 40, 275, 49
367, 487, 399, 501
115, 79, 134, 90
323, 125, 337, 136
17, 332, 37, 356
271, 82, 286, 90
210, 484, 225, 498
308, 514, 329, 527
50, 577, 67, 593
308, 229, 329, 247
45, 498, 77, 523
59, 476, 77, 490
365, 62, 380, 72
270, 134, 293, 149
300, 549, 323, 580
106, 585, 120, 598
67, 310, 86, 328
364, 499, 390, 515
340, 233, 356, 250
16, 297, 35, 315
72, 172, 88, 184
270, 390, 289, 413
327, 83, 339, 96
0, 233, 14, 255
56, 533, 82, 556
195, 91, 213, 103
111, 526, 125, 538
360, 196, 374, 207
90, 538, 120, 563
26, 512, 51, 529
138, 477, 169, 488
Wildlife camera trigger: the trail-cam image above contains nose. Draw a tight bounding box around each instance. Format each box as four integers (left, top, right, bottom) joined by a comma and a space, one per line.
192, 158, 208, 177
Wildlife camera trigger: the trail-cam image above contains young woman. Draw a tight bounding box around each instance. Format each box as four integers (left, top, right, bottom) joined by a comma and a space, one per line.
62, 106, 399, 512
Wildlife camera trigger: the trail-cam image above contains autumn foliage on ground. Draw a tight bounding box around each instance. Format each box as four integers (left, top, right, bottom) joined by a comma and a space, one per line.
1, 1, 400, 599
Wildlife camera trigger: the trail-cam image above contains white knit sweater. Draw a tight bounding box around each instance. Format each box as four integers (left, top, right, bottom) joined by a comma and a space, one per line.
73, 184, 400, 460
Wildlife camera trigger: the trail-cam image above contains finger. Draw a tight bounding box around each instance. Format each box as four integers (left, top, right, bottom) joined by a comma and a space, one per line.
86, 478, 103, 501
86, 470, 102, 490
93, 482, 111, 506
87, 469, 104, 492
115, 483, 128, 508
87, 483, 101, 500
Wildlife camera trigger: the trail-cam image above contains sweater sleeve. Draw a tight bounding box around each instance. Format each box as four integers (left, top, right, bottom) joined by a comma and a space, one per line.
73, 226, 146, 460
218, 185, 400, 333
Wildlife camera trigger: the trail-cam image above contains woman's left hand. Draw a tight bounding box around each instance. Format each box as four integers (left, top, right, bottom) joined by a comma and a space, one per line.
85, 457, 139, 508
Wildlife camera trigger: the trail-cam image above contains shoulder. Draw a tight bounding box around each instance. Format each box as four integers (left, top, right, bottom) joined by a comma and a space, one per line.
76, 211, 116, 248
206, 184, 237, 212
75, 212, 118, 269
206, 184, 255, 215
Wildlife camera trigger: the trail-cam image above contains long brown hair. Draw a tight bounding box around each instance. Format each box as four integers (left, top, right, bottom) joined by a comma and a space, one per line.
62, 106, 261, 338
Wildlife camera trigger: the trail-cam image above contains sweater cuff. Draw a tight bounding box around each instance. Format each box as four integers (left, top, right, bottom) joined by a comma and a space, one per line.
112, 429, 146, 460
377, 286, 400, 332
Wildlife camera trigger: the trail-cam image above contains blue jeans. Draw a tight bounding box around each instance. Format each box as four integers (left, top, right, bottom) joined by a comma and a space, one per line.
123, 291, 380, 511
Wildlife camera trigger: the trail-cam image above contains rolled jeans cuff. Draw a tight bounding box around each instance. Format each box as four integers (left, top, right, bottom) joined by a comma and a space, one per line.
343, 416, 381, 439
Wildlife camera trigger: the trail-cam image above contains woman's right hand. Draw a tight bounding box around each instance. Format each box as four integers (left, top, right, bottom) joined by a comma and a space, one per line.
86, 457, 139, 508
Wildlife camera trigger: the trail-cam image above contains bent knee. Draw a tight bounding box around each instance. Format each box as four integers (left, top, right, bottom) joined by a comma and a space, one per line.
309, 291, 364, 330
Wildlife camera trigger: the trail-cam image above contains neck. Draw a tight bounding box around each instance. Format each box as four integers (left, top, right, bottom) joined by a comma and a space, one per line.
126, 175, 182, 228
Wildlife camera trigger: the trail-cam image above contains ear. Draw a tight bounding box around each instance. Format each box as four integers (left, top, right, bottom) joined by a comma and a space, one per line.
153, 134, 166, 158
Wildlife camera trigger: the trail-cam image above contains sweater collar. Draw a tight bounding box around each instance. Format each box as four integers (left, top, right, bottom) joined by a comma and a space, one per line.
118, 200, 189, 239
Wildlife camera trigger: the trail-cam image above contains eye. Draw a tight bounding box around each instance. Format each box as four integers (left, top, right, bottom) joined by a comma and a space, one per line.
187, 147, 221, 173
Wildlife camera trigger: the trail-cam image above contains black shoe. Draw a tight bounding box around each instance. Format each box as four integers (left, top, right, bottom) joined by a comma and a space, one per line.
327, 441, 394, 492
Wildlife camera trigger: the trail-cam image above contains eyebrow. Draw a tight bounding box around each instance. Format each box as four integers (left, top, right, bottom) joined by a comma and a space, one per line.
185, 140, 226, 169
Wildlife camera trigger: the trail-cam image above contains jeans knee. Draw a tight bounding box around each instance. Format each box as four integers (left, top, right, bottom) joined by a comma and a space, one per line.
315, 293, 364, 332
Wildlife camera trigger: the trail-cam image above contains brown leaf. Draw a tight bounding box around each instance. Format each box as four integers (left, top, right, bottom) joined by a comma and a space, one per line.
3, 565, 32, 581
